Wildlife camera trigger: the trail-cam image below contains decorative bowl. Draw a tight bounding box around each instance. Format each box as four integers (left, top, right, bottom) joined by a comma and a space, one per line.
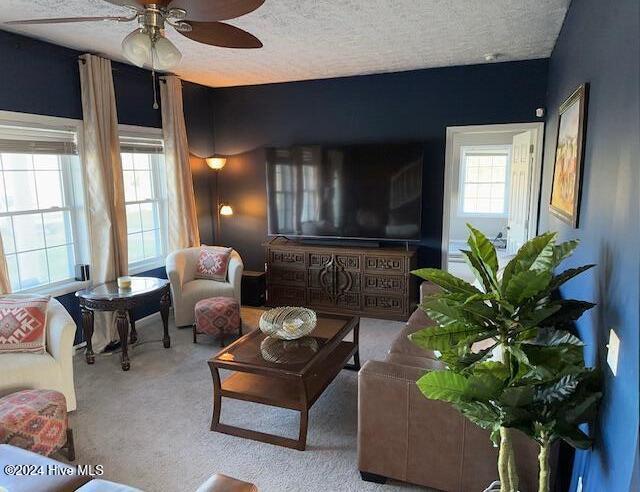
258, 306, 317, 340
260, 336, 319, 364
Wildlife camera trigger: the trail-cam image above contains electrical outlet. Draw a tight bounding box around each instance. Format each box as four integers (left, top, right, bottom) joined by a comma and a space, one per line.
607, 329, 620, 376
576, 475, 583, 492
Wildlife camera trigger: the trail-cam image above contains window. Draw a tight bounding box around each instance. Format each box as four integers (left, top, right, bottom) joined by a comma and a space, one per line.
120, 130, 166, 272
0, 117, 85, 292
459, 145, 511, 216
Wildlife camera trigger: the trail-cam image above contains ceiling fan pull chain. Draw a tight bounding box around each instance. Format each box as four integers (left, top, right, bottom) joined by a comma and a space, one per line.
152, 69, 159, 110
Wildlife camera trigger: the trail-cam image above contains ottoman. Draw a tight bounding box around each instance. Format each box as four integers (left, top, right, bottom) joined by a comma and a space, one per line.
0, 389, 75, 460
194, 297, 241, 346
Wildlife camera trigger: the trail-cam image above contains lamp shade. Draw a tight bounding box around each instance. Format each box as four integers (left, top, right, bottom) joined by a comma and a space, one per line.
219, 204, 233, 216
122, 29, 152, 68
153, 36, 182, 71
122, 29, 182, 71
206, 155, 227, 170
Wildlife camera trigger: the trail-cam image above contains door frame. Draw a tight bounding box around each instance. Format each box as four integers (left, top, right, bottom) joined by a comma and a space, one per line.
441, 122, 545, 269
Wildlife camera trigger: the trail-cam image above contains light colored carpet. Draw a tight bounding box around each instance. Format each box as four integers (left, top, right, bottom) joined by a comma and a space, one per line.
69, 309, 426, 492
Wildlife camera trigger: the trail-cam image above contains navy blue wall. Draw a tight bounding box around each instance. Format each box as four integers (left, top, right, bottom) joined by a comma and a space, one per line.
0, 30, 161, 127
209, 59, 549, 270
539, 1, 639, 491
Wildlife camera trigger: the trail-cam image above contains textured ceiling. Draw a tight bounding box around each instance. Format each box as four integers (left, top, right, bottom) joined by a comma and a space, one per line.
0, 0, 570, 88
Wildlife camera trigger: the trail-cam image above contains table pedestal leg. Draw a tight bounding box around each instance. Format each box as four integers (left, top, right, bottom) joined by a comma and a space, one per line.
128, 309, 137, 344
160, 289, 171, 348
81, 308, 94, 365
116, 310, 130, 371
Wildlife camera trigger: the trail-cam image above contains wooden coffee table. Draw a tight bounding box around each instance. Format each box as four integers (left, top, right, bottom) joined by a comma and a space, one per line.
208, 312, 360, 450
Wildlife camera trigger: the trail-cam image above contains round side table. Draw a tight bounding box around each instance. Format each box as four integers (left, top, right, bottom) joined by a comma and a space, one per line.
75, 277, 171, 371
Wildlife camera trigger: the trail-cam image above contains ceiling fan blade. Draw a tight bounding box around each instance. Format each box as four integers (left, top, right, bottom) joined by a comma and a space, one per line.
5, 15, 135, 25
170, 0, 265, 22
177, 21, 262, 48
102, 0, 169, 7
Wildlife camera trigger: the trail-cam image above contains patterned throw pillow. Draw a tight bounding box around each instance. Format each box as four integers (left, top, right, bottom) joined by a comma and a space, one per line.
196, 247, 232, 281
0, 296, 50, 354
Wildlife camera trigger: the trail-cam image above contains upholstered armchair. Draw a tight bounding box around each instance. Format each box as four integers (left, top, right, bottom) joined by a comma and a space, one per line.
0, 297, 77, 411
166, 247, 243, 327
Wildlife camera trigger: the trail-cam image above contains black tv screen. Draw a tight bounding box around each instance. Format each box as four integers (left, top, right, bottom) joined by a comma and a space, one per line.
266, 143, 423, 241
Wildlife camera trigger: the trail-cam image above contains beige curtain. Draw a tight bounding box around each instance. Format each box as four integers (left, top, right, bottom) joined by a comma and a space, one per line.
160, 75, 201, 252
79, 54, 128, 353
0, 235, 11, 294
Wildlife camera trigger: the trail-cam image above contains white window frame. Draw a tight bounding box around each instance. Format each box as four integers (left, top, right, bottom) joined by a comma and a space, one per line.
457, 144, 512, 218
119, 124, 167, 275
0, 110, 90, 296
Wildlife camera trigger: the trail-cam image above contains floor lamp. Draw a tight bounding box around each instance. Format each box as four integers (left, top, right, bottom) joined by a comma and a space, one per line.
206, 155, 232, 242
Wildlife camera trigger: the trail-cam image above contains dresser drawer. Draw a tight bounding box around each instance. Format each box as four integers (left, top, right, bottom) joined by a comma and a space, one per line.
308, 288, 361, 311
269, 249, 306, 268
363, 294, 405, 316
268, 268, 306, 286
268, 285, 306, 306
363, 255, 407, 274
363, 274, 406, 294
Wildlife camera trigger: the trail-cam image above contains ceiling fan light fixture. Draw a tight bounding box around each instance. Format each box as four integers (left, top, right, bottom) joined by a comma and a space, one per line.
122, 28, 152, 68
152, 36, 182, 71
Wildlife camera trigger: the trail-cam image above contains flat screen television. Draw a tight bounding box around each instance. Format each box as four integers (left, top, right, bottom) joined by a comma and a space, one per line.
266, 143, 423, 241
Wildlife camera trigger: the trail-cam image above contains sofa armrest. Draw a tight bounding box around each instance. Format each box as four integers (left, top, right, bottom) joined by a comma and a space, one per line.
358, 360, 467, 490
166, 250, 187, 300
46, 300, 76, 365
46, 299, 77, 411
228, 251, 244, 303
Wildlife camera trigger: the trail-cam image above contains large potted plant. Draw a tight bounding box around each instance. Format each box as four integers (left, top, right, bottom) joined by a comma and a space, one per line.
410, 225, 601, 492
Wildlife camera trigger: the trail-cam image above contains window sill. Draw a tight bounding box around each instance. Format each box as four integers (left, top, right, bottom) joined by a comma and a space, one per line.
15, 279, 90, 298
129, 258, 166, 276
457, 212, 509, 219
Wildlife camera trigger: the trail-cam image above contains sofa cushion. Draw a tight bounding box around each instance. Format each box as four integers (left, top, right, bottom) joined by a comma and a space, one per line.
388, 311, 439, 362
196, 247, 232, 281
0, 351, 62, 401
386, 352, 445, 370
0, 296, 50, 354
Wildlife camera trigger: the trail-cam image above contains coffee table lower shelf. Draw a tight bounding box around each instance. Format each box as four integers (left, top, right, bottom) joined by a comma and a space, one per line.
209, 340, 358, 450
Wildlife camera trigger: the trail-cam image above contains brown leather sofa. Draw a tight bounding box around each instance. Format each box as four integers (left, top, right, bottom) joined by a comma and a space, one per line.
357, 283, 543, 492
0, 444, 256, 492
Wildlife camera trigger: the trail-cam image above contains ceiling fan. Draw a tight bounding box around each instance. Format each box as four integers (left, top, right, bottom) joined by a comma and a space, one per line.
5, 0, 265, 72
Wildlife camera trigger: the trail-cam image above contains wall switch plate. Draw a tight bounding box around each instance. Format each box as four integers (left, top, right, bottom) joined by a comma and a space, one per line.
607, 328, 620, 376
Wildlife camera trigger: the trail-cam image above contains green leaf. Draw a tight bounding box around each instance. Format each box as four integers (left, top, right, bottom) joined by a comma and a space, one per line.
460, 249, 494, 292
420, 298, 462, 326
553, 239, 579, 266
505, 270, 553, 304
457, 402, 501, 441
563, 392, 602, 424
467, 372, 505, 400
534, 375, 580, 405
520, 305, 562, 330
502, 232, 557, 289
474, 361, 510, 382
411, 268, 482, 296
549, 265, 595, 291
416, 371, 470, 403
528, 329, 584, 347
501, 385, 535, 406
558, 425, 592, 449
544, 300, 596, 325
409, 323, 484, 352
466, 224, 499, 276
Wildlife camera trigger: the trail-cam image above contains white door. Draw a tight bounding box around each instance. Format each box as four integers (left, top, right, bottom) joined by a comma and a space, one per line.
506, 131, 534, 254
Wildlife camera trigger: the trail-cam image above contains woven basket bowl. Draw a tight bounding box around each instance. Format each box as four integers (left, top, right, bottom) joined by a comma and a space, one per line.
259, 306, 317, 340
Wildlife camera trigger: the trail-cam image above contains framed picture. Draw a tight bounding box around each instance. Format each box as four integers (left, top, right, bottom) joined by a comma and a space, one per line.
549, 83, 589, 226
